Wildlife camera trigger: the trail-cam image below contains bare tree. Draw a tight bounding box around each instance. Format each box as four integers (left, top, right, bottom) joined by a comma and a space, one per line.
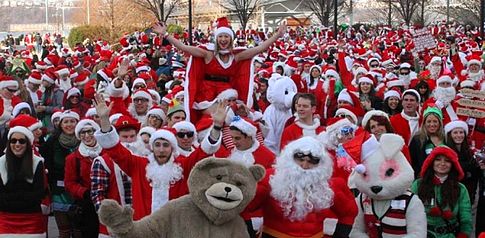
432, 0, 480, 25
392, 0, 420, 25
133, 0, 183, 22
303, 0, 346, 26
220, 0, 262, 31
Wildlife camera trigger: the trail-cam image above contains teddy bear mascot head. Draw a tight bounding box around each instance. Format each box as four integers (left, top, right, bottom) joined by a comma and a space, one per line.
98, 158, 265, 238
346, 133, 427, 238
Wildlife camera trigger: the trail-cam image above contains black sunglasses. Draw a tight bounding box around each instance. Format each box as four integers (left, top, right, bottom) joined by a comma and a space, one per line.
400, 72, 410, 75
176, 131, 194, 138
293, 152, 320, 165
6, 88, 17, 93
10, 138, 27, 144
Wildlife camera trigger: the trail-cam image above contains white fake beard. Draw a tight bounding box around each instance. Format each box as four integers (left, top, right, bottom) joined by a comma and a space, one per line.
429, 66, 441, 79
269, 156, 334, 221
58, 79, 72, 92
434, 86, 456, 104
468, 70, 484, 82
145, 154, 183, 188
398, 74, 410, 84
122, 137, 151, 157
228, 145, 257, 167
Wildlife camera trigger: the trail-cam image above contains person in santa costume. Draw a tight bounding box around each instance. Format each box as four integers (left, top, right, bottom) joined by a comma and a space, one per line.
92, 93, 226, 217
390, 89, 421, 145
422, 74, 461, 125
152, 18, 286, 122
64, 87, 90, 117
450, 44, 485, 90
303, 65, 328, 118
25, 71, 43, 106
0, 125, 47, 237
246, 136, 357, 237
280, 93, 325, 150
64, 119, 102, 237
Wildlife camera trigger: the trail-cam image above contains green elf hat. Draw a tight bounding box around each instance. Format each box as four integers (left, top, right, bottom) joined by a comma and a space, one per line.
423, 106, 443, 120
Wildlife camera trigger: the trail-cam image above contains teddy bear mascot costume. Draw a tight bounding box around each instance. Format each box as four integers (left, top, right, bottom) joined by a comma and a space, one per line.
98, 158, 265, 238
345, 132, 427, 237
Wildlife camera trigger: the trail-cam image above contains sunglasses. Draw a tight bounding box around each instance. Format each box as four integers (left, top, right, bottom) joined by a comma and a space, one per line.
133, 98, 149, 103
10, 138, 27, 145
79, 129, 95, 136
6, 88, 17, 93
340, 126, 354, 136
370, 64, 379, 68
400, 72, 410, 75
176, 131, 194, 138
133, 84, 146, 90
294, 152, 320, 165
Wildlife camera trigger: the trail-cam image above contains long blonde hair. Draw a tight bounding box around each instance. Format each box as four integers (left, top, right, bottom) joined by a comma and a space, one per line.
417, 112, 444, 147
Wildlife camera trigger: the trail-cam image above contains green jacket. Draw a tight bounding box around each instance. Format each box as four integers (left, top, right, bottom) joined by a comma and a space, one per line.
411, 179, 472, 238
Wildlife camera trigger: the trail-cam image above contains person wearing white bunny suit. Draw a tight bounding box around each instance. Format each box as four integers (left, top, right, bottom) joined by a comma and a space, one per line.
262, 75, 297, 154
349, 133, 427, 238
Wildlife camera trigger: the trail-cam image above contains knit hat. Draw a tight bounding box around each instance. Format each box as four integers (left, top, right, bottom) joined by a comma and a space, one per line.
12, 102, 32, 117
75, 119, 100, 139
384, 90, 401, 101
114, 115, 141, 132
150, 129, 178, 156
423, 106, 443, 120
59, 110, 80, 122
0, 75, 18, 89
214, 17, 234, 38
8, 126, 34, 145
229, 116, 257, 137
361, 110, 389, 128
444, 120, 468, 135
420, 146, 464, 180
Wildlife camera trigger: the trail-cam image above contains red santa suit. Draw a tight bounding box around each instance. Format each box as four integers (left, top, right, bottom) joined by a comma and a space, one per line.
307, 79, 327, 118
390, 111, 421, 145
421, 96, 461, 125
280, 118, 325, 150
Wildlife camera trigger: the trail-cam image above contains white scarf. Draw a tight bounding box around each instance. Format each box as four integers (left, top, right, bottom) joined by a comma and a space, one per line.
229, 140, 260, 167
145, 154, 183, 213
78, 142, 103, 158
295, 118, 321, 137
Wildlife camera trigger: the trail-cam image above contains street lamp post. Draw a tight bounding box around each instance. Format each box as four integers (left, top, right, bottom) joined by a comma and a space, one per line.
45, 0, 49, 31
188, 0, 193, 45
481, 0, 484, 37
334, 0, 338, 38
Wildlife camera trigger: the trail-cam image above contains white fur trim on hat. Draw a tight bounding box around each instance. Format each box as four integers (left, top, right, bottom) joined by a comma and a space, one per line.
59, 110, 80, 122
85, 107, 97, 118
337, 89, 353, 105
215, 27, 234, 38
384, 90, 401, 101
148, 89, 161, 105
131, 78, 147, 91
386, 79, 405, 88
358, 76, 373, 85
399, 63, 411, 69
41, 73, 55, 84
75, 119, 100, 139
367, 58, 380, 68
402, 89, 421, 103
56, 68, 70, 76
335, 108, 358, 125
139, 126, 156, 136
352, 67, 368, 76
12, 102, 31, 118
67, 87, 81, 99
132, 90, 153, 104
0, 78, 18, 89
97, 69, 112, 81
109, 113, 123, 125
437, 75, 453, 85
362, 134, 380, 160
147, 108, 166, 122
217, 88, 238, 100
193, 99, 217, 110
429, 56, 442, 64
150, 129, 178, 155
173, 121, 196, 133
51, 111, 63, 124
27, 75, 42, 85
467, 59, 481, 67
230, 117, 257, 137
460, 80, 476, 88
444, 120, 468, 135
8, 126, 34, 145
361, 110, 389, 128
326, 118, 355, 134
325, 69, 340, 80
135, 65, 151, 74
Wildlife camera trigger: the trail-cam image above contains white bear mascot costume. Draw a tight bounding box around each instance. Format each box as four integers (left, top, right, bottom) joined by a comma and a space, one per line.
349, 133, 427, 238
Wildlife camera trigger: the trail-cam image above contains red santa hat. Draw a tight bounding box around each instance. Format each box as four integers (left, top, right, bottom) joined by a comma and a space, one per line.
420, 146, 464, 180
399, 62, 412, 69
150, 129, 178, 154
12, 102, 32, 118
114, 115, 141, 132
361, 110, 389, 128
214, 17, 234, 38
466, 54, 482, 67
341, 131, 380, 174
386, 78, 406, 89
402, 89, 421, 102
173, 121, 197, 135
132, 88, 153, 105
85, 107, 97, 118
429, 56, 442, 65
51, 110, 63, 125
66, 87, 81, 99
44, 54, 59, 66
147, 105, 166, 122
148, 89, 161, 105
325, 69, 340, 80
74, 73, 90, 86
9, 114, 43, 132
131, 77, 147, 91
27, 71, 42, 85
7, 126, 34, 145
337, 89, 354, 105
0, 75, 19, 89
459, 80, 476, 89
436, 75, 453, 85
97, 68, 114, 82
42, 68, 57, 84
74, 119, 100, 139
35, 61, 48, 70
444, 120, 468, 135
335, 106, 359, 125
138, 126, 156, 137
357, 76, 375, 85
229, 116, 257, 137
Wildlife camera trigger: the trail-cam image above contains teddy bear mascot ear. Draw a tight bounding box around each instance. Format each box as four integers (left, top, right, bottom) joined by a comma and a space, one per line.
378, 134, 405, 159
249, 165, 265, 182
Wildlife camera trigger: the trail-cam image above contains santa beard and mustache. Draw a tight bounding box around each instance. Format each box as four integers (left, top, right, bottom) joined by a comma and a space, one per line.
468, 70, 484, 82
429, 65, 441, 79
122, 137, 151, 157
269, 154, 334, 221
434, 86, 456, 105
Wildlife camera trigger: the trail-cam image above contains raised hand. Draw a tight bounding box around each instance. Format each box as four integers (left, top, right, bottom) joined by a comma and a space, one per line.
93, 93, 113, 120
152, 22, 167, 36
277, 21, 287, 38
212, 99, 229, 127
117, 58, 130, 77
98, 199, 134, 234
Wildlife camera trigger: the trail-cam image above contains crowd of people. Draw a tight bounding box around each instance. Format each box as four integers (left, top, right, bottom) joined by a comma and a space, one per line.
0, 17, 484, 238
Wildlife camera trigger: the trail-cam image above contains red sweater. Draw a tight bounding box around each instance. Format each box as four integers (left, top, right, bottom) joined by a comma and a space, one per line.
64, 149, 105, 200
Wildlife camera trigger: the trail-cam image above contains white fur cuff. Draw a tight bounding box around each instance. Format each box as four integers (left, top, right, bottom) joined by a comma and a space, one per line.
94, 126, 119, 149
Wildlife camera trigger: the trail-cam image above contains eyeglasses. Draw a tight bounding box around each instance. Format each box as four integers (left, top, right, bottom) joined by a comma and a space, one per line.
340, 126, 354, 136
133, 98, 149, 103
133, 84, 146, 90
176, 131, 194, 138
10, 138, 27, 145
370, 64, 379, 68
293, 152, 320, 165
79, 129, 95, 136
400, 72, 410, 75
6, 88, 17, 93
